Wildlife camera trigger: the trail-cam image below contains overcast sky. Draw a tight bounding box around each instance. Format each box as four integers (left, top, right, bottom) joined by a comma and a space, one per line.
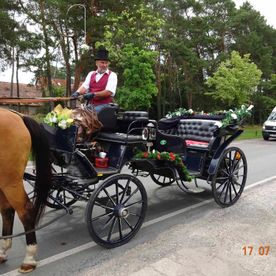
234, 0, 276, 27
0, 0, 275, 85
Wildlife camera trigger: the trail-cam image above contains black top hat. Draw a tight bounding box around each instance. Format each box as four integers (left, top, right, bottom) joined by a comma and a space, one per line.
95, 46, 109, 61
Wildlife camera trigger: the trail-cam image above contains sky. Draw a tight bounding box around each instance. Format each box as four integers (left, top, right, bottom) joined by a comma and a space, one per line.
0, 0, 276, 85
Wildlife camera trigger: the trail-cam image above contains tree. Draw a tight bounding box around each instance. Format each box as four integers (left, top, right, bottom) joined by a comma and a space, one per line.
116, 45, 158, 110
206, 50, 262, 108
98, 3, 163, 110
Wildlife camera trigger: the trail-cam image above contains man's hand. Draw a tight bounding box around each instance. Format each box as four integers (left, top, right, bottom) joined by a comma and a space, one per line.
71, 91, 80, 98
83, 93, 95, 100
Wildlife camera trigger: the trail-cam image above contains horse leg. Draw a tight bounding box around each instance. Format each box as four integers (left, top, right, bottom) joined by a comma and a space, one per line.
2, 182, 38, 273
0, 190, 15, 263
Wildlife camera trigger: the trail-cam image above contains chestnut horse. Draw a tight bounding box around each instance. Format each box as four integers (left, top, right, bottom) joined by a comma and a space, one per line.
0, 109, 51, 273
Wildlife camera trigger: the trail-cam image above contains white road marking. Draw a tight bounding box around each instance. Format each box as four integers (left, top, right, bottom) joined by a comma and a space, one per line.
2, 175, 276, 276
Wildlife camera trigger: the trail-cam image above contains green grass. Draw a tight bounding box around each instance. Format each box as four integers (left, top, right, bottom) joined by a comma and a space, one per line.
237, 125, 262, 140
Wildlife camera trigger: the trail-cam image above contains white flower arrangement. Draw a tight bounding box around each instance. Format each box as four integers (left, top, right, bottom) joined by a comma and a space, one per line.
44, 104, 74, 130
165, 104, 254, 128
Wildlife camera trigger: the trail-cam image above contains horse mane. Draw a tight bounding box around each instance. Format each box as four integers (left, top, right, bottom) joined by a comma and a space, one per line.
22, 115, 52, 225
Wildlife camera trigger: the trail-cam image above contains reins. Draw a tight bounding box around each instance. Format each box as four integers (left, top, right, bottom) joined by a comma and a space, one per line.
0, 208, 71, 240
0, 97, 72, 104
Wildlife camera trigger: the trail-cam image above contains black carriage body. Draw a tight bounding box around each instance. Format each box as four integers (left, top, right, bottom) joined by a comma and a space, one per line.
24, 105, 247, 249
156, 114, 243, 180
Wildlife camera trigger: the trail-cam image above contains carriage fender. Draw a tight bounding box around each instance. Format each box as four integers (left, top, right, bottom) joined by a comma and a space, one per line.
208, 130, 243, 175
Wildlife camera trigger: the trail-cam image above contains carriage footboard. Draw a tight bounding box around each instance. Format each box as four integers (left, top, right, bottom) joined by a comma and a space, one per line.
131, 159, 176, 178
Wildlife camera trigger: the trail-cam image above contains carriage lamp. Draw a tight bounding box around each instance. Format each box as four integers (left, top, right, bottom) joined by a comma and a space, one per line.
147, 122, 156, 140
142, 127, 149, 140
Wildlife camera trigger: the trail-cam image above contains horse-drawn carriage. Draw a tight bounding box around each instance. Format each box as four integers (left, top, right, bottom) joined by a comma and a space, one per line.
0, 104, 248, 272
25, 104, 248, 247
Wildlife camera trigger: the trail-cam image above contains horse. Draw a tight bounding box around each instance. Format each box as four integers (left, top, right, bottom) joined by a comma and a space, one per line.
0, 109, 52, 273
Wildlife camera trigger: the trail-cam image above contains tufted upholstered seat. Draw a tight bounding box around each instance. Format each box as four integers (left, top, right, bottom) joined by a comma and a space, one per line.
177, 119, 218, 142
162, 119, 220, 149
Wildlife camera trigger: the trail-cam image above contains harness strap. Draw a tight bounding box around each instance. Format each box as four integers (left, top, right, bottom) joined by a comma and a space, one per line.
0, 97, 72, 104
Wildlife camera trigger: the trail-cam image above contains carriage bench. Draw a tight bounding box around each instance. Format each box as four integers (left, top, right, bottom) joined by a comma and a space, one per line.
177, 118, 220, 150
159, 117, 221, 151
96, 110, 149, 144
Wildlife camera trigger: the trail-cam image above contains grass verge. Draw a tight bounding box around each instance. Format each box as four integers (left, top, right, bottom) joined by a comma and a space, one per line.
238, 125, 262, 140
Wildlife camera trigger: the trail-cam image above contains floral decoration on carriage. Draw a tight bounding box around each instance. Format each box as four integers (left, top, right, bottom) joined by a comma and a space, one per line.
134, 150, 192, 182
43, 104, 102, 142
43, 104, 74, 129
165, 104, 254, 128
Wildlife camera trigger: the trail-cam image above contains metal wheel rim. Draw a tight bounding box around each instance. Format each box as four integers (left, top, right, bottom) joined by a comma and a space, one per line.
212, 147, 247, 207
86, 174, 147, 248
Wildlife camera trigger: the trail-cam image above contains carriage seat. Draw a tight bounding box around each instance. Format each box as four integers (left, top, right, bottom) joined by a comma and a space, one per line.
97, 103, 119, 131
177, 119, 219, 149
96, 132, 144, 144
96, 111, 149, 144
159, 118, 220, 150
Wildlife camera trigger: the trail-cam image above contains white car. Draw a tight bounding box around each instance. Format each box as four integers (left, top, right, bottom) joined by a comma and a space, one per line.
262, 107, 276, 140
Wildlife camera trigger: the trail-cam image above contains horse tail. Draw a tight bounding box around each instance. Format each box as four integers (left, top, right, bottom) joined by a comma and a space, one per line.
22, 115, 52, 225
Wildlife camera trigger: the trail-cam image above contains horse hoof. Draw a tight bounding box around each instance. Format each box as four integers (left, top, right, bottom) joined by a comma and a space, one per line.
18, 263, 36, 273
0, 256, 7, 264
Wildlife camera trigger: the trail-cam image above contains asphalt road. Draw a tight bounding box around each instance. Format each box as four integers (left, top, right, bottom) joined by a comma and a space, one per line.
1, 138, 276, 275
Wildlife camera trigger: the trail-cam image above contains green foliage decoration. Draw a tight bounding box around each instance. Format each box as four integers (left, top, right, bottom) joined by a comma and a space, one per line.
134, 150, 192, 182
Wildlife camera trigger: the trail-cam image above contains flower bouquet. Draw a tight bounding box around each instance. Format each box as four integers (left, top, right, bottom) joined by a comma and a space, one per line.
44, 104, 74, 129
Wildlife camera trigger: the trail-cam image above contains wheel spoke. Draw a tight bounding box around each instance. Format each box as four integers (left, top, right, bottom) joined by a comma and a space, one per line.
107, 217, 116, 242
216, 176, 228, 181
100, 213, 115, 231
129, 212, 142, 218
228, 181, 232, 202
216, 178, 228, 192
230, 181, 238, 197
233, 165, 245, 174
122, 188, 139, 205
94, 200, 114, 211
92, 212, 113, 222
118, 218, 123, 240
223, 182, 230, 203
233, 158, 242, 172
103, 188, 116, 207
233, 179, 242, 187
217, 180, 228, 199
120, 179, 130, 204
123, 218, 134, 231
223, 159, 230, 174
125, 199, 143, 208
115, 180, 119, 204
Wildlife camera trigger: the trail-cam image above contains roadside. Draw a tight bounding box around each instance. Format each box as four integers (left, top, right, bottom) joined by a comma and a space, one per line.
80, 180, 276, 276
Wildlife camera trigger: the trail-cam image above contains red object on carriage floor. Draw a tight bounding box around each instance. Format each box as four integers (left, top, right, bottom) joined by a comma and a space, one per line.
95, 157, 109, 168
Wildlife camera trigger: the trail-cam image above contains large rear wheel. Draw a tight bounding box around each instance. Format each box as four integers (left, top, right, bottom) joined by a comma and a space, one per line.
212, 147, 247, 207
85, 174, 147, 248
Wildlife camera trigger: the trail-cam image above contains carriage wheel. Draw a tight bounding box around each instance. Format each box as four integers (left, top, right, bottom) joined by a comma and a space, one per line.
46, 186, 78, 209
85, 174, 147, 248
212, 147, 247, 207
150, 173, 175, 187
24, 168, 78, 210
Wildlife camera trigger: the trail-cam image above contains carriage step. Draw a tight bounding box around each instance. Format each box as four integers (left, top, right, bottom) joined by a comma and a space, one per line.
187, 170, 201, 177
95, 166, 119, 175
